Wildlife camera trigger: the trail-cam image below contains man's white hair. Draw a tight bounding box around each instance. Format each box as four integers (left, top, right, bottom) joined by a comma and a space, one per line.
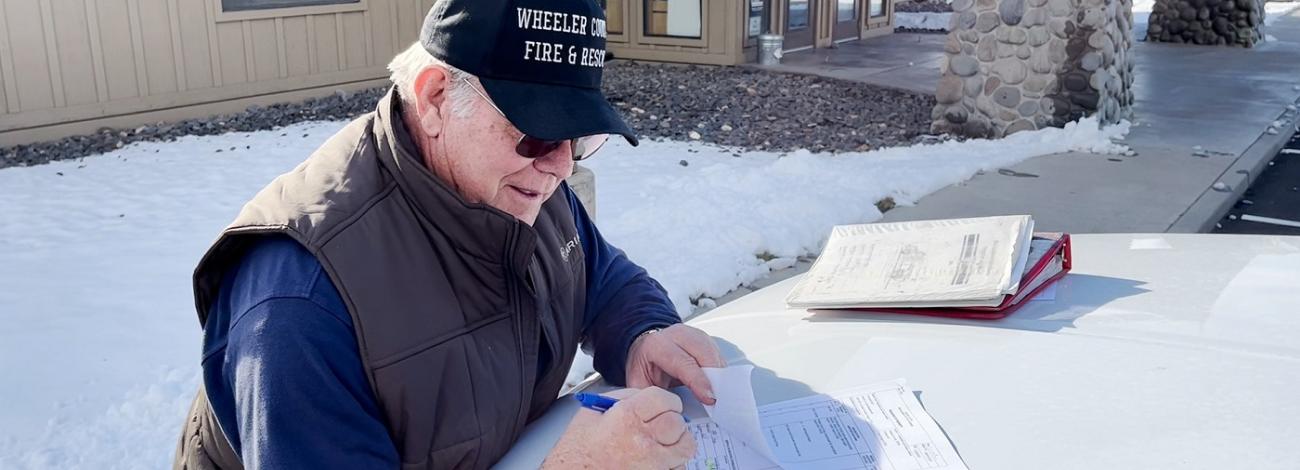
387, 42, 477, 118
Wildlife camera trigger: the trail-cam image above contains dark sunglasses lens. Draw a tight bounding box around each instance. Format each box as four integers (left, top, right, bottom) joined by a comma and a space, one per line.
516, 137, 563, 159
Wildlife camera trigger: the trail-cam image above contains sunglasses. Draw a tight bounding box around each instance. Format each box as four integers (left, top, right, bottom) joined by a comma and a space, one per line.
461, 77, 609, 161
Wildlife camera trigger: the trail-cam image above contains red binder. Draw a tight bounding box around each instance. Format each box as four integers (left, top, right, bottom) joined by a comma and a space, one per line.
846, 233, 1072, 320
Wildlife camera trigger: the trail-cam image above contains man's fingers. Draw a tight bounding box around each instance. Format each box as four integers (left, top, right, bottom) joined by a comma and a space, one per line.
622, 386, 683, 423
625, 372, 651, 390
663, 426, 698, 465
660, 346, 716, 405
646, 412, 688, 446
677, 328, 726, 368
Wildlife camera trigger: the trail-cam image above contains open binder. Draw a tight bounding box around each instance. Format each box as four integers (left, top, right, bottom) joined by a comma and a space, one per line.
842, 233, 1072, 320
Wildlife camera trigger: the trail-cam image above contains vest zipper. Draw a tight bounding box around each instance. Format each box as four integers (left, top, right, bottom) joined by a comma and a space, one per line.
505, 226, 534, 445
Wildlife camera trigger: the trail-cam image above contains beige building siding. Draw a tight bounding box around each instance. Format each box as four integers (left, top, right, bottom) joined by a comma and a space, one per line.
0, 0, 423, 146
2, 0, 898, 146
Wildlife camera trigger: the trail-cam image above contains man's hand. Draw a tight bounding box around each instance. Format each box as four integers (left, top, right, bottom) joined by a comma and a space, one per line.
543, 387, 696, 469
625, 324, 726, 405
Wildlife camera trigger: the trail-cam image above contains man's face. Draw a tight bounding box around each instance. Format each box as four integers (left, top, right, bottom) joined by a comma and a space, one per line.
413, 70, 575, 226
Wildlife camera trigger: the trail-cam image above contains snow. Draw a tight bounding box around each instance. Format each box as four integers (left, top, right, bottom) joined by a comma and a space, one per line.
0, 117, 1129, 468
1265, 1, 1300, 26
1133, 0, 1156, 39
0, 121, 345, 470
894, 12, 953, 31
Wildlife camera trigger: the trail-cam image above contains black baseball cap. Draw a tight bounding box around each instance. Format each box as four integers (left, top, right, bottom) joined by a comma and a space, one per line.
419, 0, 638, 146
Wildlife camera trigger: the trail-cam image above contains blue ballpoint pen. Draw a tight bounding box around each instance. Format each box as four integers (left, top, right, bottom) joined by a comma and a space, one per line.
574, 392, 690, 422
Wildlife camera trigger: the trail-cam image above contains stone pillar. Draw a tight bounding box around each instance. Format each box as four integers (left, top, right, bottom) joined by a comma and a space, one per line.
931, 0, 1135, 138
568, 164, 597, 220
1146, 0, 1264, 46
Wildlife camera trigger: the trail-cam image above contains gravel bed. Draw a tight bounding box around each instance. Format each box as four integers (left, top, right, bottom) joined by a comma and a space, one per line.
894, 28, 951, 34
602, 61, 937, 153
894, 0, 954, 12
2, 62, 937, 168
0, 88, 387, 170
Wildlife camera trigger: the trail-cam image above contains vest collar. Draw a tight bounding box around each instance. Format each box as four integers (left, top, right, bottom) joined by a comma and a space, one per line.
372, 88, 537, 272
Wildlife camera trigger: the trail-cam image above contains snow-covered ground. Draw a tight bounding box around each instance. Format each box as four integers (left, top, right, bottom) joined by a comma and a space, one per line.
0, 117, 1129, 468
894, 12, 953, 31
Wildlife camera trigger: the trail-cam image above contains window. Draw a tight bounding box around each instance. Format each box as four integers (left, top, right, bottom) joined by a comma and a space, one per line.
869, 0, 886, 17
838, 0, 855, 21
788, 0, 810, 30
601, 0, 624, 35
645, 0, 701, 38
222, 0, 358, 12
748, 0, 766, 37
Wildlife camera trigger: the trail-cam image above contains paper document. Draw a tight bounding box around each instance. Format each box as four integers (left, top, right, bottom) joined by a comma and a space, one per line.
786, 215, 1033, 309
701, 366, 779, 464
687, 366, 968, 470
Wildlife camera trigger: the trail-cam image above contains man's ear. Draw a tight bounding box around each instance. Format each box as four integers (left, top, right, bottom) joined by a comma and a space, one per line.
412, 66, 451, 137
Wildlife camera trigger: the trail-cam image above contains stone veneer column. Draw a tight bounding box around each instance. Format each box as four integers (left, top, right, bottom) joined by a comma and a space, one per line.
568, 164, 597, 220
1146, 0, 1265, 46
931, 0, 1135, 138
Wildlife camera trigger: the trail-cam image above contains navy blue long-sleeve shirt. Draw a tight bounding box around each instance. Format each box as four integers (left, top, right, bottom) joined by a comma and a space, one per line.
199, 187, 680, 467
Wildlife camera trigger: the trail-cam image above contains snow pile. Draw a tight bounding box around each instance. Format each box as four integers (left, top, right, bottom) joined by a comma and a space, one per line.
1265, 1, 1300, 26
895, 12, 954, 31
2, 369, 197, 470
0, 117, 1128, 468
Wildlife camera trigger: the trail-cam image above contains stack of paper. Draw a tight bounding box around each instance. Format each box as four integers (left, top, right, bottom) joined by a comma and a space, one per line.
785, 215, 1071, 318
685, 365, 968, 470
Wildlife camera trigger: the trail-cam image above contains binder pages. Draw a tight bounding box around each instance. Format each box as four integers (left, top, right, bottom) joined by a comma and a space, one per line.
786, 215, 1034, 309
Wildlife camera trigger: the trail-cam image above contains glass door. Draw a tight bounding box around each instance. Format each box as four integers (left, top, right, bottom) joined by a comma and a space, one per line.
784, 0, 816, 50
832, 0, 858, 41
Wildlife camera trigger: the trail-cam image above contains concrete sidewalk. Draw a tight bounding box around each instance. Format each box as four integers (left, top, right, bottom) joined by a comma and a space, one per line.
879, 12, 1300, 233
751, 33, 946, 95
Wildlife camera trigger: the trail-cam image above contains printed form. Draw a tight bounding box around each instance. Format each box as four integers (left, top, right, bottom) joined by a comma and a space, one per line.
686, 366, 968, 470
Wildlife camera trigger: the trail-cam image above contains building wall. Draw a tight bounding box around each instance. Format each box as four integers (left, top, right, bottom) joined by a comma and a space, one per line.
605, 0, 746, 65
0, 0, 426, 146
606, 0, 896, 65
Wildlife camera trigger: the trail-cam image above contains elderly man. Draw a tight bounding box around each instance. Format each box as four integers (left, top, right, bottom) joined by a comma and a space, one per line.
171, 0, 723, 468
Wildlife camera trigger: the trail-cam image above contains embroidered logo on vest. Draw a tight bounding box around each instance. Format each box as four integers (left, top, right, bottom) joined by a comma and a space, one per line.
560, 234, 580, 263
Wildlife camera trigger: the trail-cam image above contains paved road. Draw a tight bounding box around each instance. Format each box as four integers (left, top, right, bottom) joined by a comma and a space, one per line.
1214, 131, 1300, 235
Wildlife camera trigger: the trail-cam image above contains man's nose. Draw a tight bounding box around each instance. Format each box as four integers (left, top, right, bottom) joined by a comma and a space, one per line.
532, 141, 575, 179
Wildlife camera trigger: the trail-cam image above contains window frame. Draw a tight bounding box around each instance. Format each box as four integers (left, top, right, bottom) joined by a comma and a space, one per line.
636, 0, 709, 46
603, 0, 631, 43
213, 0, 368, 23
868, 0, 888, 19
